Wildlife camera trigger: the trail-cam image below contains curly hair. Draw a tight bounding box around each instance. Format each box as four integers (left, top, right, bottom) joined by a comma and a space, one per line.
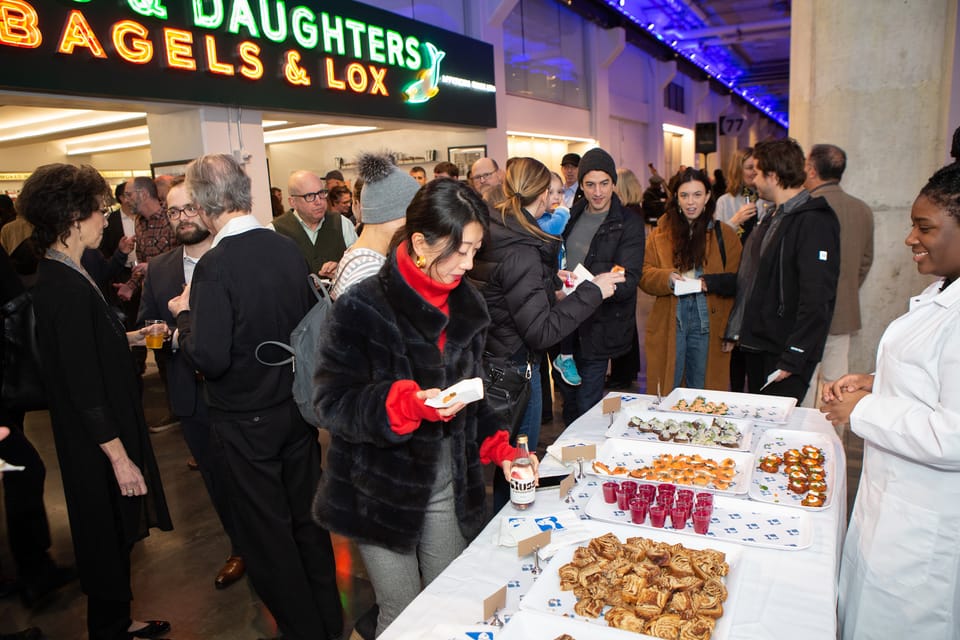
919, 162, 960, 223
664, 168, 716, 271
19, 163, 108, 252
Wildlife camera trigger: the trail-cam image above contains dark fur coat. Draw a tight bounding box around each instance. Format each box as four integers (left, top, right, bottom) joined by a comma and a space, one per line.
312, 249, 498, 553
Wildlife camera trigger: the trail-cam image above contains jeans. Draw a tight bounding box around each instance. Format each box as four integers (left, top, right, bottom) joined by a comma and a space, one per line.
493, 366, 542, 511
674, 293, 710, 389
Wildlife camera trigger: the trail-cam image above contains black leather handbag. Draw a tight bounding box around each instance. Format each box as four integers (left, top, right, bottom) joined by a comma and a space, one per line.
1, 290, 46, 412
481, 356, 532, 438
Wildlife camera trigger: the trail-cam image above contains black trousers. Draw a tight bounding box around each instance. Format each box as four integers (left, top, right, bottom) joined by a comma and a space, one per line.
210, 401, 342, 640
743, 350, 817, 404
0, 411, 54, 581
88, 579, 132, 640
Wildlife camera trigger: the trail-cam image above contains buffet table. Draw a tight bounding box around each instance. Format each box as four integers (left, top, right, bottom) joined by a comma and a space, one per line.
381, 392, 846, 640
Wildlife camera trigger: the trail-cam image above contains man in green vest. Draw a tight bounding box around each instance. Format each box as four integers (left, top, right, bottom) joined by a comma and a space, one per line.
274, 170, 358, 278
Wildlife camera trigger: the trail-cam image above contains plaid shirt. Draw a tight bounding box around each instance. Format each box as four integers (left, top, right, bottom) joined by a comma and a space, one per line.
124, 210, 180, 290
136, 209, 178, 262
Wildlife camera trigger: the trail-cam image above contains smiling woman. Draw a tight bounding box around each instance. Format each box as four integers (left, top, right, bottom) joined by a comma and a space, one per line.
820, 162, 960, 639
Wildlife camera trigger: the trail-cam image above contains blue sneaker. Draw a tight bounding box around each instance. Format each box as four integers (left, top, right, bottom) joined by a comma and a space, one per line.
553, 355, 582, 386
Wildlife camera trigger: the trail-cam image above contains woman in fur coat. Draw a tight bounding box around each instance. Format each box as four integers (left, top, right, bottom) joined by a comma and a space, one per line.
313, 178, 536, 636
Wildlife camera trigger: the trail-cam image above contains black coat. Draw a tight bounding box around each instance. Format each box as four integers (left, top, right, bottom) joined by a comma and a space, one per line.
563, 193, 645, 359
469, 208, 603, 363
32, 259, 171, 600
138, 246, 201, 417
739, 195, 841, 373
312, 250, 499, 553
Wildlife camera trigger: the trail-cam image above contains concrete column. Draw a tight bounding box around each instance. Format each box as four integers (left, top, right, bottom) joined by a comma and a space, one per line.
147, 107, 272, 224
648, 59, 677, 173
789, 0, 959, 372
586, 24, 626, 147
464, 0, 518, 164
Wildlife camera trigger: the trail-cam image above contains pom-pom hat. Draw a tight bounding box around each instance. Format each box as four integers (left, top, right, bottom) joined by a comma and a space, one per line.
357, 152, 421, 224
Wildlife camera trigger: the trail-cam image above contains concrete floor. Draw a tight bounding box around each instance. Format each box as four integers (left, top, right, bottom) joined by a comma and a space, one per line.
0, 311, 864, 638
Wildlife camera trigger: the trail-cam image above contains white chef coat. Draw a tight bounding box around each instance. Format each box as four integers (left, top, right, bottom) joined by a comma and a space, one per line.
839, 278, 960, 640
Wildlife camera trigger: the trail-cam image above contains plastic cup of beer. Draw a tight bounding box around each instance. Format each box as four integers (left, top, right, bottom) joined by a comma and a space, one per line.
144, 320, 166, 349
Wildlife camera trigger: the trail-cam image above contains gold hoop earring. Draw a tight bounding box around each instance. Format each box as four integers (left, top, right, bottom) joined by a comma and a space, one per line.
415, 255, 426, 269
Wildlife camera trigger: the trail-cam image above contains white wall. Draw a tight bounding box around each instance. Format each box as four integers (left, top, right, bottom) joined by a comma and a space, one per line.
266, 127, 484, 189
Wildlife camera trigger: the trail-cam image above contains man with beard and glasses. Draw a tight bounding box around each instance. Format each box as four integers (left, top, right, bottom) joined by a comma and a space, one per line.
137, 177, 245, 590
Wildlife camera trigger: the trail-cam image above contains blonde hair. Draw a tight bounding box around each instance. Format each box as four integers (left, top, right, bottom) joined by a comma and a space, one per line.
725, 147, 754, 196
616, 168, 643, 205
490, 157, 554, 241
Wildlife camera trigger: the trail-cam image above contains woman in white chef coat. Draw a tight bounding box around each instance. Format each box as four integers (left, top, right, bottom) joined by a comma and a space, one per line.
821, 162, 960, 640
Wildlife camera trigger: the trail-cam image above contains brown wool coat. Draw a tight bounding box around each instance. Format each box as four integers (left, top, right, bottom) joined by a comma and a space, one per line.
640, 218, 742, 395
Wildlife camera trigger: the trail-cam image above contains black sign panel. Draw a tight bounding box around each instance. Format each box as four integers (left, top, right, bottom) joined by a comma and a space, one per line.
0, 0, 497, 128
695, 122, 717, 154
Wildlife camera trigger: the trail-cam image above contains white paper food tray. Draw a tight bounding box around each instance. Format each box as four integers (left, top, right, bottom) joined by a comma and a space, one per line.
660, 387, 796, 424
589, 438, 754, 496
606, 408, 753, 452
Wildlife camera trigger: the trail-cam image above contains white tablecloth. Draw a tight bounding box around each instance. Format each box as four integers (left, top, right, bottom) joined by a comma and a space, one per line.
381, 393, 846, 640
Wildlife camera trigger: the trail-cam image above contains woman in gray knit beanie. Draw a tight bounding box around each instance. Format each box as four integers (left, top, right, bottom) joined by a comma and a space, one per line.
330, 152, 422, 299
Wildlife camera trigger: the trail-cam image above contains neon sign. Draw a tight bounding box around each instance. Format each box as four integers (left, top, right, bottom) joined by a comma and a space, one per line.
0, 0, 497, 128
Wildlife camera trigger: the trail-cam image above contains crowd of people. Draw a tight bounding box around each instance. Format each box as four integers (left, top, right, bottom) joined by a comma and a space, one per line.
0, 130, 956, 640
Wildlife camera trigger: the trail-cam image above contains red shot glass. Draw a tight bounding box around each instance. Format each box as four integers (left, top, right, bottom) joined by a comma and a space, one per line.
648, 504, 667, 528
602, 481, 619, 504
693, 508, 712, 534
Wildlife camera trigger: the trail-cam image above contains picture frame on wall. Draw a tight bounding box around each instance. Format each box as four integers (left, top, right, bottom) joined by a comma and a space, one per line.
448, 145, 487, 178
150, 159, 192, 178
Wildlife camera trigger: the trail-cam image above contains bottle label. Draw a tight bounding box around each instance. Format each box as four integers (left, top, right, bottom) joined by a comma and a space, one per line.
510, 465, 536, 505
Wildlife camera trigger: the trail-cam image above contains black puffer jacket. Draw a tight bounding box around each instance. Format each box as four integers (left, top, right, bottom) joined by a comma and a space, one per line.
312, 249, 498, 553
469, 208, 603, 363
564, 193, 645, 359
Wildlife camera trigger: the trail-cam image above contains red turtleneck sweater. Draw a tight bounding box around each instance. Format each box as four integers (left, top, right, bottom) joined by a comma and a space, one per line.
385, 245, 514, 466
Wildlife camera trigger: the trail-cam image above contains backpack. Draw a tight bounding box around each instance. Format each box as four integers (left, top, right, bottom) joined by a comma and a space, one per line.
1, 290, 46, 412
255, 274, 330, 427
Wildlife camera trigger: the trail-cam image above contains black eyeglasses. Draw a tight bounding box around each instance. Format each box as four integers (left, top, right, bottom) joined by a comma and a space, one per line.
167, 204, 199, 219
291, 190, 328, 203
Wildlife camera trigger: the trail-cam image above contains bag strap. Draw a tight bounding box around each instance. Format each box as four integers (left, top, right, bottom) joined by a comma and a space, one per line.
713, 221, 727, 269
254, 274, 331, 371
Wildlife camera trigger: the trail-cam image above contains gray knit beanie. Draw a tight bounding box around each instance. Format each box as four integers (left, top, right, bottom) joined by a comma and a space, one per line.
578, 147, 618, 185
357, 152, 421, 224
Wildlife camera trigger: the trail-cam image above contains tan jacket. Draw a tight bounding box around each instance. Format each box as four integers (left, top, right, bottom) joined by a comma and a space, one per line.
810, 183, 873, 335
640, 219, 742, 395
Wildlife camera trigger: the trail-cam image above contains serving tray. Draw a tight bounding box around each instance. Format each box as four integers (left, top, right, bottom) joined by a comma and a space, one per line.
519, 525, 742, 640
748, 429, 835, 511
659, 388, 796, 424
589, 438, 754, 495
584, 484, 811, 550
606, 408, 754, 452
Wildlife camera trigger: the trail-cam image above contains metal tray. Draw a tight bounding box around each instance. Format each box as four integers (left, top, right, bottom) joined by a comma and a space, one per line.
606, 408, 754, 452
748, 429, 835, 511
519, 524, 742, 640
659, 387, 796, 424
584, 484, 812, 550
589, 438, 754, 495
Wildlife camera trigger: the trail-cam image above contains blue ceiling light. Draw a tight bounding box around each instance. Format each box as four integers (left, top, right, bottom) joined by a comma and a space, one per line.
599, 0, 788, 128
